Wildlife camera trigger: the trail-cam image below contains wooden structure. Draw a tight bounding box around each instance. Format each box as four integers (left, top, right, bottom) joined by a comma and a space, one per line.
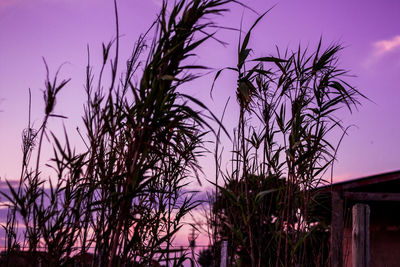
352, 204, 370, 267
318, 170, 400, 267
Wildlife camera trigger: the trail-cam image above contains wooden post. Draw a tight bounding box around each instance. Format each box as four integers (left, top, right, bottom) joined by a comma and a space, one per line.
220, 240, 228, 267
331, 191, 344, 267
352, 203, 370, 267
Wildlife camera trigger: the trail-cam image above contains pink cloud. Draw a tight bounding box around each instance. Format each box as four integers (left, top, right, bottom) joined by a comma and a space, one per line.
363, 35, 400, 68
373, 35, 400, 57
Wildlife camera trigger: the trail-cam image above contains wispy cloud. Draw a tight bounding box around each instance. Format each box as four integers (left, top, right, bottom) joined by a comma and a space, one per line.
363, 35, 400, 68
373, 35, 400, 57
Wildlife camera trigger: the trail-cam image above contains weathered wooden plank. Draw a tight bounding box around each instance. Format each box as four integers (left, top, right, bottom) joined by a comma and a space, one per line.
352, 204, 370, 267
331, 191, 344, 267
220, 240, 228, 267
344, 192, 400, 202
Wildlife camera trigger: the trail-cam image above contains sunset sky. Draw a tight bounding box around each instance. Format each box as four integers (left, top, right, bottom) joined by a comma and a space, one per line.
1, 0, 400, 246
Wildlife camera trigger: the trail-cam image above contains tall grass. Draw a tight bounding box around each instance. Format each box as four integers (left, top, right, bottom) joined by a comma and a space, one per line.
1, 1, 365, 266
211, 14, 364, 266
1, 0, 235, 266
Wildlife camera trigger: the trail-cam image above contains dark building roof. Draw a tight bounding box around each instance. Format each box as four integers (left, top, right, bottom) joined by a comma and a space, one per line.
319, 169, 400, 193
313, 170, 400, 225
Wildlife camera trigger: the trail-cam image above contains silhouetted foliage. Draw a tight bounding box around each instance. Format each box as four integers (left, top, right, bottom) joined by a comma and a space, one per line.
0, 1, 364, 267
197, 241, 221, 267
210, 15, 364, 266
1, 1, 236, 266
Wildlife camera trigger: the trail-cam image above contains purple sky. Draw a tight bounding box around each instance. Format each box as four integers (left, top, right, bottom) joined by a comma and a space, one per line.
1, 0, 400, 189
1, 0, 400, 252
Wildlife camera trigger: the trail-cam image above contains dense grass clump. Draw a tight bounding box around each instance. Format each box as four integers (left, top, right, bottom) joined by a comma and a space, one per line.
209, 17, 363, 266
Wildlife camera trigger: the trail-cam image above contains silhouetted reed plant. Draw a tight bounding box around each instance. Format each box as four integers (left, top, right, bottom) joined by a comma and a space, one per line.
1, 0, 235, 266
2, 1, 365, 267
210, 14, 364, 267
